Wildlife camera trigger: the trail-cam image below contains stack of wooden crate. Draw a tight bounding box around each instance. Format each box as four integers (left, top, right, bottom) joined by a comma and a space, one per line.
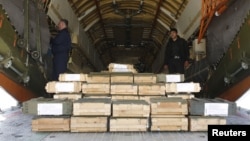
150, 97, 189, 131
82, 72, 111, 98
52, 73, 86, 100
152, 74, 200, 131
110, 100, 150, 132
188, 98, 234, 131
71, 98, 111, 132
136, 73, 166, 103
31, 74, 87, 132
109, 72, 150, 132
28, 70, 210, 133
24, 97, 73, 132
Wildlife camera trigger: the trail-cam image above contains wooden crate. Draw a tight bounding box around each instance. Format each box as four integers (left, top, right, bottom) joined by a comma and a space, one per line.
108, 63, 137, 73
189, 98, 233, 116
150, 97, 188, 116
167, 93, 195, 99
138, 84, 165, 96
22, 97, 72, 116
45, 81, 82, 93
165, 82, 201, 93
151, 117, 188, 131
134, 73, 156, 84
59, 73, 87, 82
53, 93, 82, 100
109, 68, 137, 73
112, 100, 150, 117
110, 84, 138, 95
110, 72, 134, 83
156, 74, 185, 83
189, 116, 226, 131
32, 116, 70, 132
108, 63, 134, 70
110, 117, 149, 132
86, 73, 110, 84
82, 83, 110, 94
73, 98, 111, 116
112, 95, 139, 100
70, 117, 108, 132
139, 96, 166, 104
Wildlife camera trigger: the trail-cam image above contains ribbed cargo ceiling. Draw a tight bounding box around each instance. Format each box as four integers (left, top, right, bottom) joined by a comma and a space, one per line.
68, 0, 189, 66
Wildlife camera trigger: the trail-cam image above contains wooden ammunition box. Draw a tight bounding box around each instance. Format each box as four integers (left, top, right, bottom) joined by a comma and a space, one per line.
32, 116, 70, 132
45, 81, 82, 93
188, 116, 226, 131
151, 117, 188, 131
110, 117, 149, 132
150, 97, 188, 116
138, 84, 165, 96
82, 83, 110, 94
73, 98, 111, 116
134, 73, 157, 84
110, 84, 138, 95
112, 100, 150, 117
70, 116, 108, 132
59, 73, 87, 82
110, 72, 134, 83
86, 72, 110, 84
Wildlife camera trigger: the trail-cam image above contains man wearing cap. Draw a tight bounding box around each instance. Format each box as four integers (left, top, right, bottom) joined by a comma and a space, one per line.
164, 28, 189, 74
50, 19, 71, 81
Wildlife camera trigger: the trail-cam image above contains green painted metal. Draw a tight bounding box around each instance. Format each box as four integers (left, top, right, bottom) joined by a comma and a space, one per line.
0, 5, 27, 73
0, 5, 47, 98
206, 11, 250, 98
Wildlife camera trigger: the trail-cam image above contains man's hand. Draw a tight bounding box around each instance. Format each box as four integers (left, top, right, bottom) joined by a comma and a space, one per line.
164, 65, 168, 70
184, 61, 189, 69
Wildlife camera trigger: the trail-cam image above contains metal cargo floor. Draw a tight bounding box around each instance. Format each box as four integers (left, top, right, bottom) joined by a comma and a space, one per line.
0, 108, 250, 141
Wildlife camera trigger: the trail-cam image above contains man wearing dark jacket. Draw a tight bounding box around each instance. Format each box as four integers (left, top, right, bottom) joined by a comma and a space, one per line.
164, 28, 189, 74
50, 19, 71, 81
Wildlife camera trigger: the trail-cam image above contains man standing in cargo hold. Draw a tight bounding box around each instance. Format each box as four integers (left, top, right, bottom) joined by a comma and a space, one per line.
164, 28, 189, 74
50, 19, 71, 81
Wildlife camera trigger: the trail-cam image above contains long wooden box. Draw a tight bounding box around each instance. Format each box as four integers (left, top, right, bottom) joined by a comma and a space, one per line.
167, 93, 195, 99
134, 73, 156, 84
138, 84, 165, 96
112, 100, 150, 117
165, 82, 201, 93
70, 117, 108, 132
108, 63, 134, 70
82, 83, 110, 94
53, 93, 82, 100
151, 117, 188, 131
150, 97, 188, 116
32, 116, 70, 132
112, 95, 139, 100
45, 81, 82, 93
110, 84, 138, 95
109, 68, 137, 73
110, 118, 149, 132
59, 73, 87, 82
110, 72, 134, 83
189, 116, 226, 131
189, 98, 235, 116
156, 74, 184, 83
22, 97, 72, 115
86, 73, 110, 84
73, 98, 111, 116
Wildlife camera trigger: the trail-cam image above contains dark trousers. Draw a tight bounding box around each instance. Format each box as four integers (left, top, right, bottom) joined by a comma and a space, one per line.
168, 59, 185, 74
52, 54, 69, 81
